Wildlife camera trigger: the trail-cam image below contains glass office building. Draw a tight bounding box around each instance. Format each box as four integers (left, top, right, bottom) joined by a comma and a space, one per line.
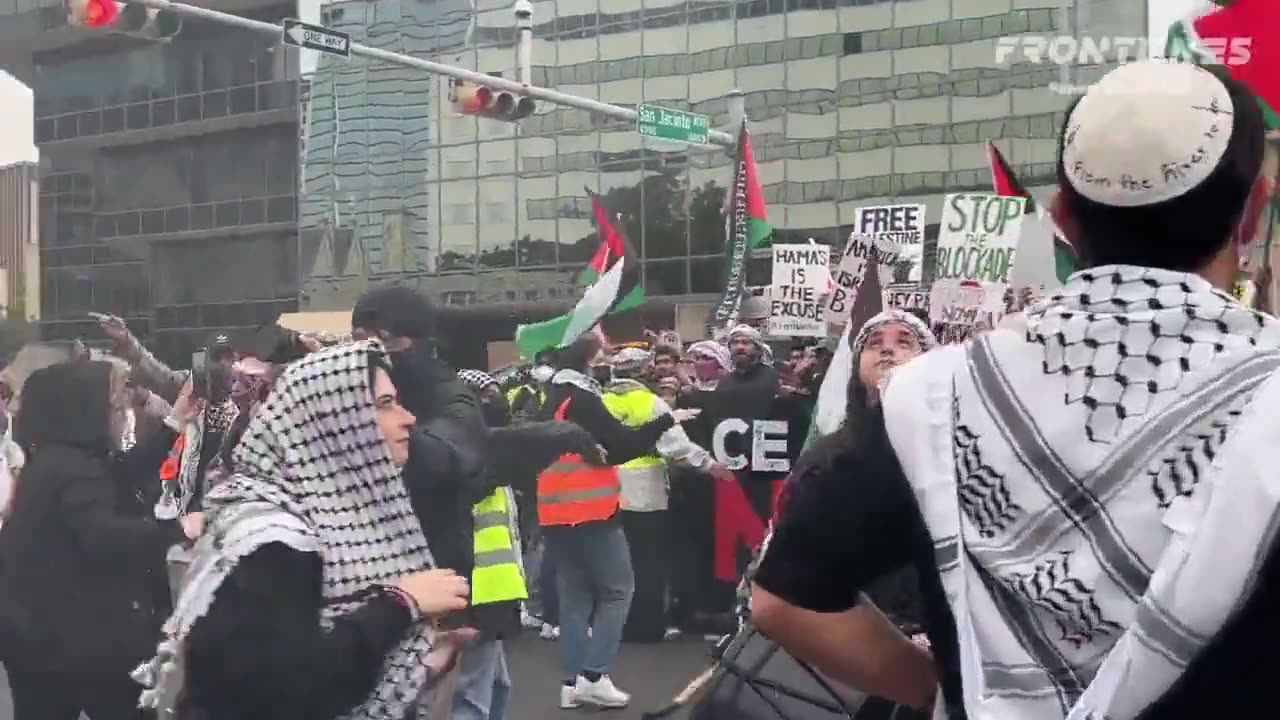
0, 0, 1146, 363
299, 0, 1145, 336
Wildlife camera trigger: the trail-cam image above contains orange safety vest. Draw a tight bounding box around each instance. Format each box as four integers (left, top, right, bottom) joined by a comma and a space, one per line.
536, 397, 621, 527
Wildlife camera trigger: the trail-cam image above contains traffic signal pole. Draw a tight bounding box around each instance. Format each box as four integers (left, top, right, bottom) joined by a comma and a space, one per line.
117, 0, 738, 147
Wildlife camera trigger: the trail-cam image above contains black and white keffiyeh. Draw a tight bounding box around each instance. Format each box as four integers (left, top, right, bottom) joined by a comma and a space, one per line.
136, 340, 438, 720
883, 266, 1280, 719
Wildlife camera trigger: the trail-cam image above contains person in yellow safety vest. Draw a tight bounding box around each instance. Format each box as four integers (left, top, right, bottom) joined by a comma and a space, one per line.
455, 370, 529, 720
601, 347, 734, 643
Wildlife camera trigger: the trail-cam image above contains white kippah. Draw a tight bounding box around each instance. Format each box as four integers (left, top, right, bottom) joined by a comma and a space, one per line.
1062, 60, 1234, 208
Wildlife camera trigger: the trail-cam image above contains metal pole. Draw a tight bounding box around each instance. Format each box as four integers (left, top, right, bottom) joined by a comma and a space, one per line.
120, 0, 737, 147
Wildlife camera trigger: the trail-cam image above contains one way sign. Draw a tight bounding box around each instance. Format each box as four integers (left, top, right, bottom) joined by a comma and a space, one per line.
282, 18, 351, 59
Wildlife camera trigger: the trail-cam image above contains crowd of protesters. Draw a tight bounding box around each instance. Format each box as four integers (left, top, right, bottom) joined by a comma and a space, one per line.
0, 60, 1278, 720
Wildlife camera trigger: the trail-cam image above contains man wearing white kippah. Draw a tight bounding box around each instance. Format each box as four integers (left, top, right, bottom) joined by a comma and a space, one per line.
747, 60, 1280, 720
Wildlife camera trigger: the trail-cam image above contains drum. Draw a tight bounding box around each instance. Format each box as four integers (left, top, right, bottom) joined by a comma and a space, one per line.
646, 625, 928, 720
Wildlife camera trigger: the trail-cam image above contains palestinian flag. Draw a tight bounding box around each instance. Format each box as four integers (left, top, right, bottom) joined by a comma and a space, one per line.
713, 125, 773, 328
581, 190, 645, 312
1166, 0, 1279, 130
988, 141, 1077, 284
514, 193, 643, 357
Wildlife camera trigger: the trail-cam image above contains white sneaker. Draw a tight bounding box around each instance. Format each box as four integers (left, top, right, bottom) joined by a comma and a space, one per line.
559, 684, 582, 709
540, 623, 560, 640
521, 609, 542, 629
575, 675, 630, 708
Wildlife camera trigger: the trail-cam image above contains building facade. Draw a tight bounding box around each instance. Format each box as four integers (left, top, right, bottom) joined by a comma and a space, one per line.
299, 0, 1146, 354
3, 0, 1151, 364
0, 0, 301, 364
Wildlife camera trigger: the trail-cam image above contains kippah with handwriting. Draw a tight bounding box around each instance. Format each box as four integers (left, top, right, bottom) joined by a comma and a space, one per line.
1062, 61, 1233, 208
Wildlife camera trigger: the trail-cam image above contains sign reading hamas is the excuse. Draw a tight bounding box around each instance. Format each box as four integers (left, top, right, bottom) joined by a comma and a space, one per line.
825, 204, 924, 325
932, 193, 1025, 326
767, 244, 829, 337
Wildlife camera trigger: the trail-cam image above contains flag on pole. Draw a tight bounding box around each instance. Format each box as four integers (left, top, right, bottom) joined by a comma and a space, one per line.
1166, 0, 1279, 130
514, 193, 643, 357
713, 124, 773, 330
988, 141, 1077, 284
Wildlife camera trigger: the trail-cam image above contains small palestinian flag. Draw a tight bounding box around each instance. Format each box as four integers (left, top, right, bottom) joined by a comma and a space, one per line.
1166, 0, 1279, 130
737, 127, 772, 250
514, 193, 643, 357
988, 141, 1077, 284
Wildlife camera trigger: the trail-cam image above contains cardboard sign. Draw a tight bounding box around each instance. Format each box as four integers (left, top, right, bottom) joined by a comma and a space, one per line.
928, 279, 1007, 329
825, 204, 924, 325
883, 283, 929, 312
767, 244, 829, 337
933, 194, 1025, 325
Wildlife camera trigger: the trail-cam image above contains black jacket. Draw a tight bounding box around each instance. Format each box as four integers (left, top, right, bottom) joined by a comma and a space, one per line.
395, 355, 489, 584
0, 362, 185, 673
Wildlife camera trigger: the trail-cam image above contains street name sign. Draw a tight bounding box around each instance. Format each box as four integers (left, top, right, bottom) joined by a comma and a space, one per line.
637, 104, 709, 145
282, 18, 351, 59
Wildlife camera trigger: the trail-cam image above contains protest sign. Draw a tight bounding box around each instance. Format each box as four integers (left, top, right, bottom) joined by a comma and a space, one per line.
680, 383, 813, 604
933, 194, 1025, 326
883, 283, 929, 313
825, 204, 924, 325
767, 244, 828, 337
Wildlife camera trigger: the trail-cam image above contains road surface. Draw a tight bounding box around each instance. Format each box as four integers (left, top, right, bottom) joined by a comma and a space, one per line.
0, 634, 714, 719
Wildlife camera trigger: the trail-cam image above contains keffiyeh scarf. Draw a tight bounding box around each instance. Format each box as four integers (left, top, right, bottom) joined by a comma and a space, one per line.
136, 341, 438, 720
154, 399, 239, 521
806, 310, 936, 450
883, 266, 1280, 719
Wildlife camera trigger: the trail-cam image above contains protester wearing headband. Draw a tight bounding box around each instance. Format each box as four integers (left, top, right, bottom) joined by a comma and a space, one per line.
748, 60, 1280, 720
751, 308, 938, 706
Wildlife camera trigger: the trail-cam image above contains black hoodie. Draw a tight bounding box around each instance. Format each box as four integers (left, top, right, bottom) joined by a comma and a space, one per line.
0, 362, 184, 673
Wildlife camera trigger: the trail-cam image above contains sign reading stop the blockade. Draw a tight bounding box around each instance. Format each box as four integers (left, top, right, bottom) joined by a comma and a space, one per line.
768, 244, 829, 337
825, 204, 923, 325
935, 193, 1025, 285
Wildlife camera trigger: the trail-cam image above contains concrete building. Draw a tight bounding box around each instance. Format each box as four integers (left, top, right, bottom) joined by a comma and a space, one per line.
3, 0, 1153, 364
0, 0, 301, 364
0, 71, 40, 321
298, 0, 1147, 364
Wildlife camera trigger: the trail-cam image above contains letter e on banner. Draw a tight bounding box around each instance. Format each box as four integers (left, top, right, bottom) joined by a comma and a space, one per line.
751, 420, 790, 473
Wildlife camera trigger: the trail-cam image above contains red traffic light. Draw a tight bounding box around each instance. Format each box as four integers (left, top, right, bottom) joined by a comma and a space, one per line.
83, 0, 119, 26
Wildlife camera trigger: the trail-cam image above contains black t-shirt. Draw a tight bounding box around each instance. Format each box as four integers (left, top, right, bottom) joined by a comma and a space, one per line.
751, 409, 967, 718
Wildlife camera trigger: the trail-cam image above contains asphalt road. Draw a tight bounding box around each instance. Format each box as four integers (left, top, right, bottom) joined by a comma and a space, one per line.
0, 634, 714, 720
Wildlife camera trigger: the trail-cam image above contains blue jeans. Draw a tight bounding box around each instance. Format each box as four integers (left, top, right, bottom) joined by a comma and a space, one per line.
545, 522, 635, 680
450, 639, 510, 720
523, 532, 559, 625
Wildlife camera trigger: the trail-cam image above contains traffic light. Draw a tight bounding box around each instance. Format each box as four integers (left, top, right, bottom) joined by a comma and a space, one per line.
118, 3, 182, 38
65, 0, 119, 27
64, 0, 181, 37
449, 79, 535, 122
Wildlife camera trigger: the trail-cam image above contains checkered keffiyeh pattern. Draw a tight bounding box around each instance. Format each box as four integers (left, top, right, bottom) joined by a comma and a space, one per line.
457, 369, 497, 390
138, 341, 438, 720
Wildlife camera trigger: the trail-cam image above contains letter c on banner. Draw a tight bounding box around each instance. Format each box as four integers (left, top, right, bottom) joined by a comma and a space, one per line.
713, 418, 749, 471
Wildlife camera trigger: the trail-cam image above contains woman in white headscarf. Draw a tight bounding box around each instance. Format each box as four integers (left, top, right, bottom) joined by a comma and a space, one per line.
135, 341, 474, 720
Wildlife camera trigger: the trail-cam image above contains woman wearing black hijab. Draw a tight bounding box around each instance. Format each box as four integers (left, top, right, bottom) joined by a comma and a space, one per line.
0, 361, 203, 720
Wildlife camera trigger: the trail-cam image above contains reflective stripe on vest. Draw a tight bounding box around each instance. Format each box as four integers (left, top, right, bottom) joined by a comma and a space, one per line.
600, 388, 664, 471
536, 396, 621, 526
471, 488, 528, 605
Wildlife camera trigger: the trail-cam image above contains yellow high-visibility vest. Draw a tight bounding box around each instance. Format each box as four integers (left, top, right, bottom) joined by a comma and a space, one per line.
601, 386, 664, 470
471, 487, 528, 605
